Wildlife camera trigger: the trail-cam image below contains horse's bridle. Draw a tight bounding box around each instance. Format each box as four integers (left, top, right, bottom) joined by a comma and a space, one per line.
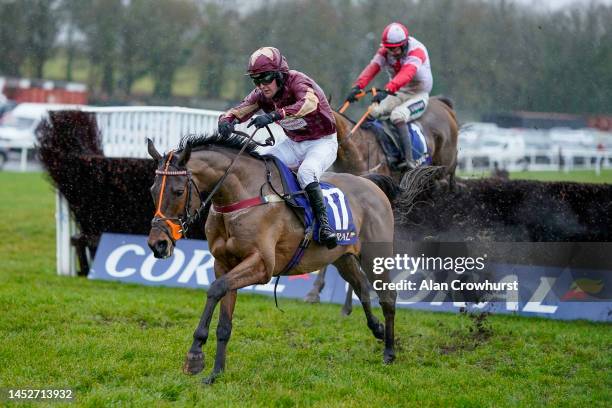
151, 150, 203, 243
151, 126, 275, 243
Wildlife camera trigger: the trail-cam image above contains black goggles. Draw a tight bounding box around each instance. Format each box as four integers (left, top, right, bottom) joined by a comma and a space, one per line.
251, 72, 277, 86
386, 45, 404, 53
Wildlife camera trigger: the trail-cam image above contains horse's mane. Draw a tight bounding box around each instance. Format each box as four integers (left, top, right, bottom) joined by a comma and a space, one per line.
178, 132, 261, 157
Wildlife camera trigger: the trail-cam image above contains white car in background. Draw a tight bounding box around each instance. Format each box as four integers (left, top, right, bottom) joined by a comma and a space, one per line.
0, 102, 84, 149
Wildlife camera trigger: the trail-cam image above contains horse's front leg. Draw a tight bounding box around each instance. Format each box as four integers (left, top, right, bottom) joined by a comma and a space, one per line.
183, 260, 228, 375
203, 288, 237, 385
183, 252, 268, 382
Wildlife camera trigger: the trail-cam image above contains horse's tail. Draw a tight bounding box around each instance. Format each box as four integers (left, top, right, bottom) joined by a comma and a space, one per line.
435, 95, 454, 110
395, 166, 446, 224
362, 174, 401, 204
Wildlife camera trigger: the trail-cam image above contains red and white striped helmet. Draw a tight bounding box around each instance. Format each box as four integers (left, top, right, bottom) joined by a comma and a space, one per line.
381, 22, 409, 48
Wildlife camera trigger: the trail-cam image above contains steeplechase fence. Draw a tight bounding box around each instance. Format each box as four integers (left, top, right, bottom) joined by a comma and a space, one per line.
55, 106, 286, 276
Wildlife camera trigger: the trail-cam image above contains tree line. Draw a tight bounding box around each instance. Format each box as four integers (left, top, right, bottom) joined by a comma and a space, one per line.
0, 0, 610, 115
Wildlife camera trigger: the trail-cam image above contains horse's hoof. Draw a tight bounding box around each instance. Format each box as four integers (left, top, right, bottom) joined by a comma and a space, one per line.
383, 350, 396, 364
183, 352, 204, 375
373, 323, 385, 340
202, 373, 218, 385
304, 293, 320, 304
341, 306, 352, 316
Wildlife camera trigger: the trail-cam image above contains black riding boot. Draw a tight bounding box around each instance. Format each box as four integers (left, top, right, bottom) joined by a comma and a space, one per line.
305, 182, 337, 249
395, 121, 416, 170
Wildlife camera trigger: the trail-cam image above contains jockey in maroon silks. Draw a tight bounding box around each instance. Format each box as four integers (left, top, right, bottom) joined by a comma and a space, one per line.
218, 47, 338, 249
346, 22, 433, 169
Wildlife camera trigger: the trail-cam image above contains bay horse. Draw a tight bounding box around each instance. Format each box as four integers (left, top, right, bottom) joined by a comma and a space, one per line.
146, 132, 399, 384
304, 96, 459, 310
331, 96, 459, 186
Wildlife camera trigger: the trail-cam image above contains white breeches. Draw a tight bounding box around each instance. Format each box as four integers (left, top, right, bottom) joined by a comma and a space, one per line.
265, 133, 338, 187
370, 91, 430, 124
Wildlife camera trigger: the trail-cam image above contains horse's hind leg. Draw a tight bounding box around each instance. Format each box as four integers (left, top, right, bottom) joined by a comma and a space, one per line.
362, 243, 397, 364
333, 254, 384, 340
447, 154, 458, 192
303, 266, 327, 303
379, 294, 397, 364
342, 286, 353, 316
448, 171, 456, 192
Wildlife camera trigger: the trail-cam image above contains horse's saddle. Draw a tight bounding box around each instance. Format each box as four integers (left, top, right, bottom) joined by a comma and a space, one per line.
361, 118, 432, 170
264, 155, 358, 246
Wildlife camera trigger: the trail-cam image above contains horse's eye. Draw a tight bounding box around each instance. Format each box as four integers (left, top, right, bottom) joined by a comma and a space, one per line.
174, 189, 185, 196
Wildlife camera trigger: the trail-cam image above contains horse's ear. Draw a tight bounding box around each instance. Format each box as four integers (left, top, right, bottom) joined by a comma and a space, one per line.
147, 138, 162, 161
178, 143, 191, 167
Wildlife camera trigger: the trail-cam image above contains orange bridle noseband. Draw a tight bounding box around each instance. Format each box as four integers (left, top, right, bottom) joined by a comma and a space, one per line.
151, 151, 197, 242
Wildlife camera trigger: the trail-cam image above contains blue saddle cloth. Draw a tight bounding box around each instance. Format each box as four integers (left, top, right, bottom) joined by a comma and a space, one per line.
362, 119, 432, 167
266, 156, 358, 246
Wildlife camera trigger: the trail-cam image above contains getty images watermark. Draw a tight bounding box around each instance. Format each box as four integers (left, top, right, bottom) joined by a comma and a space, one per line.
1, 388, 75, 402
361, 242, 611, 304
372, 253, 517, 292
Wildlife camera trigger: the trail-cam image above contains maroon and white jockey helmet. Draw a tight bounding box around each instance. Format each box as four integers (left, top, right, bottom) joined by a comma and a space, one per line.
381, 22, 409, 48
246, 47, 290, 75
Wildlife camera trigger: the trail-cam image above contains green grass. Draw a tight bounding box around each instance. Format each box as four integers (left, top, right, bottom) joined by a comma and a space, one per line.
43, 52, 91, 84
0, 172, 610, 407
460, 169, 612, 184
43, 53, 201, 97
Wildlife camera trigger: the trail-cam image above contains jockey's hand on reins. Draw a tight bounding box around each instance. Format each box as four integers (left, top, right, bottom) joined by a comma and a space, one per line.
247, 111, 282, 129
371, 89, 395, 104
218, 120, 234, 137
345, 86, 363, 103
339, 87, 376, 113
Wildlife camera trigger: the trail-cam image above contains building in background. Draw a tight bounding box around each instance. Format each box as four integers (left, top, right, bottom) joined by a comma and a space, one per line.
0, 77, 88, 105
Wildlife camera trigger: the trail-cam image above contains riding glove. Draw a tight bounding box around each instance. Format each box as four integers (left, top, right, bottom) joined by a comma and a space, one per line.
247, 111, 282, 129
218, 120, 235, 137
371, 89, 395, 104
345, 86, 363, 103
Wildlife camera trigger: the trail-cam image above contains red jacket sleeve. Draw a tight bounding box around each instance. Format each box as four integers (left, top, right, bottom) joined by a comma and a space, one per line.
354, 48, 385, 89
355, 62, 381, 89
385, 48, 427, 93
220, 89, 262, 124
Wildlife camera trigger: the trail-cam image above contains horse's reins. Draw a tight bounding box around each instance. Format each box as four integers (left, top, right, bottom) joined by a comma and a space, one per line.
198, 126, 275, 214
338, 87, 378, 139
152, 126, 275, 243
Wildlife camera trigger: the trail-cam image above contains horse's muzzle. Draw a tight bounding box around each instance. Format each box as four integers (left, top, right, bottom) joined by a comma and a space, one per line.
148, 229, 175, 259
149, 240, 168, 259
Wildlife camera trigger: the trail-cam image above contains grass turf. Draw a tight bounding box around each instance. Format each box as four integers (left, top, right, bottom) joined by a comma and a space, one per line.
460, 169, 612, 184
0, 172, 610, 407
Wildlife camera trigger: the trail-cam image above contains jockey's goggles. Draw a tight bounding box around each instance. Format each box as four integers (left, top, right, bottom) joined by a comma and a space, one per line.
251, 71, 277, 86
385, 45, 403, 53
